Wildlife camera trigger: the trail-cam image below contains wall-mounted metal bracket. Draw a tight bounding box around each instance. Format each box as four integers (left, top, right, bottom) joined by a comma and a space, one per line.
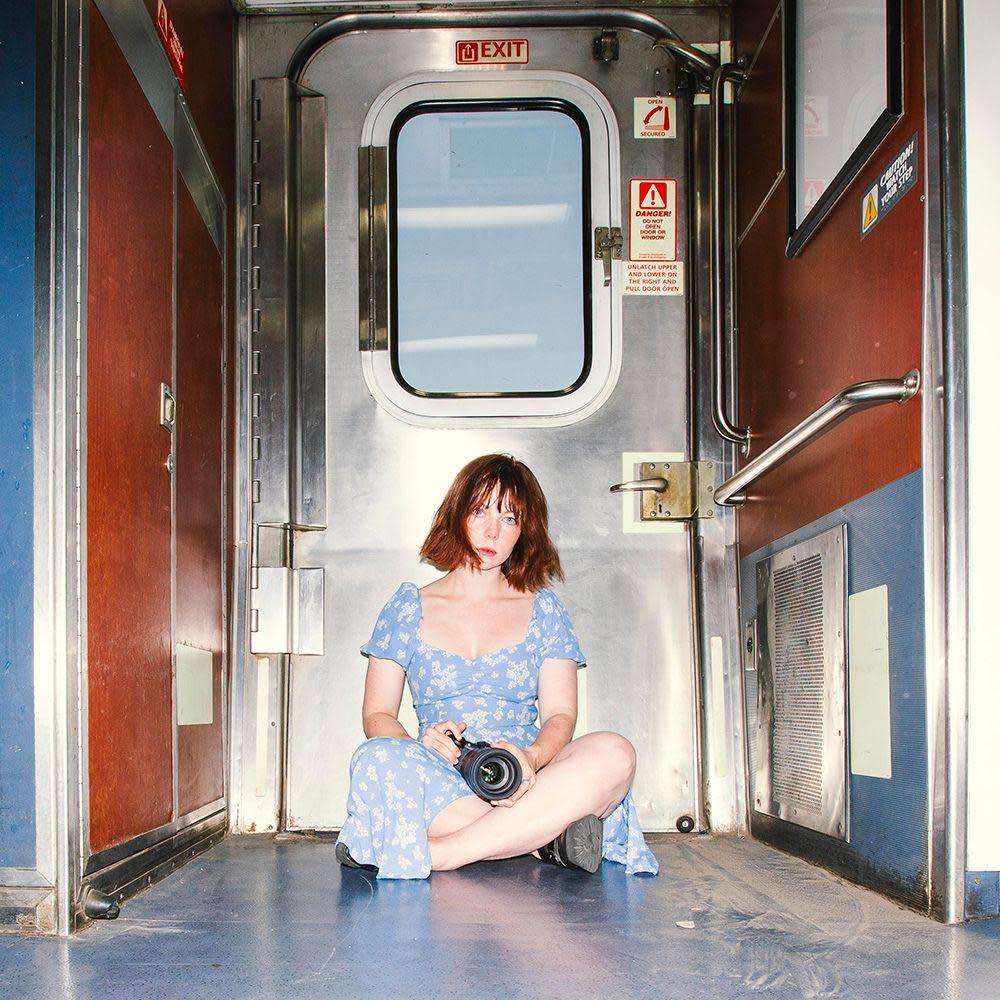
610, 461, 717, 520
594, 226, 623, 287
593, 29, 619, 62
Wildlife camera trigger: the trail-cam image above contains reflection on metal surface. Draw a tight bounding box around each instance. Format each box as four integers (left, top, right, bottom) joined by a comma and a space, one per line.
250, 567, 325, 656
715, 370, 920, 506
755, 525, 848, 840
251, 79, 328, 528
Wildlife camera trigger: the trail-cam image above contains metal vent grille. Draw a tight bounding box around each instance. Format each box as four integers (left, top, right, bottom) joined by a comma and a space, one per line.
772, 554, 825, 813
754, 524, 848, 840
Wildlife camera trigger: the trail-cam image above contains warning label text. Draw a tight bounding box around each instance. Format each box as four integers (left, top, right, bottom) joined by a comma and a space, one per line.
623, 261, 684, 296
861, 133, 918, 239
629, 178, 677, 261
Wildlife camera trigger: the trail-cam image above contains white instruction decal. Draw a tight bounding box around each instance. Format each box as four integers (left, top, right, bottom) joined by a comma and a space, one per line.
634, 97, 676, 139
629, 178, 677, 261
624, 261, 684, 296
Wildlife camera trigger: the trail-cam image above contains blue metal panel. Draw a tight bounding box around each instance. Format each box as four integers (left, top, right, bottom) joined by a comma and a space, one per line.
966, 872, 1000, 920
741, 471, 927, 902
0, 4, 37, 868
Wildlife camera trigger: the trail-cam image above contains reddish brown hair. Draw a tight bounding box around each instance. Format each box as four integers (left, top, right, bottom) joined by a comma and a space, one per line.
419, 454, 563, 592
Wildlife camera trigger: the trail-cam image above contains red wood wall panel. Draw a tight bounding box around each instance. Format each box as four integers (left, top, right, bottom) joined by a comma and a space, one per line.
175, 181, 225, 816
734, 0, 924, 559
141, 0, 236, 631
87, 5, 175, 853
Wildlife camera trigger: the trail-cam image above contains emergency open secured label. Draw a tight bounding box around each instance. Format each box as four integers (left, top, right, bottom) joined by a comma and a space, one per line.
634, 97, 677, 139
629, 178, 677, 261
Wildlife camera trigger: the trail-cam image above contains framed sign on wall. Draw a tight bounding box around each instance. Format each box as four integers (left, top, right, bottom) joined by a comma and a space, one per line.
785, 0, 903, 256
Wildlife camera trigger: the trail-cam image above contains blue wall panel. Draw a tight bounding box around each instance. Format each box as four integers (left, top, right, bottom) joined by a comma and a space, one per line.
741, 471, 927, 904
0, 4, 37, 869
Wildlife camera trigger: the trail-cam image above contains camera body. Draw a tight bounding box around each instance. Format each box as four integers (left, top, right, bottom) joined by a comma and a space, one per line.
453, 737, 522, 801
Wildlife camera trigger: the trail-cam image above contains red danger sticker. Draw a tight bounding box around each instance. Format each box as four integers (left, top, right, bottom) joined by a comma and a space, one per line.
155, 0, 185, 89
455, 39, 529, 65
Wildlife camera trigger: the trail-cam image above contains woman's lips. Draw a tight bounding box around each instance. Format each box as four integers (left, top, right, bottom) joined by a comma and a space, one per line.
478, 548, 497, 556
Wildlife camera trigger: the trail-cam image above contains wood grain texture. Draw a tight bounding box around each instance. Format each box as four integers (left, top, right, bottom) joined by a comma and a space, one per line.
87, 4, 175, 853
735, 0, 924, 559
175, 180, 226, 816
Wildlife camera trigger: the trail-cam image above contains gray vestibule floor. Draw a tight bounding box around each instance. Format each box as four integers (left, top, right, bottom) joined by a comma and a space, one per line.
2, 834, 998, 1000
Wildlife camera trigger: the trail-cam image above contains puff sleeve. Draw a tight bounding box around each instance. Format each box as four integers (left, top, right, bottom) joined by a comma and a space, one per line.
537, 590, 587, 666
359, 583, 420, 670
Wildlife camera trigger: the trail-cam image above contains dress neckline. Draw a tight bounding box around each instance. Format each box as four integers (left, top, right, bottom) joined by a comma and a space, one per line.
409, 583, 542, 664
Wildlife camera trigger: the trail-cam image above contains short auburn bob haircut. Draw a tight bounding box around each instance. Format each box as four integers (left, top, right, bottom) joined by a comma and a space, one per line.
419, 454, 563, 593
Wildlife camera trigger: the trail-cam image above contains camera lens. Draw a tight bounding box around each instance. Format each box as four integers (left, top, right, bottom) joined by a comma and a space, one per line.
479, 758, 510, 788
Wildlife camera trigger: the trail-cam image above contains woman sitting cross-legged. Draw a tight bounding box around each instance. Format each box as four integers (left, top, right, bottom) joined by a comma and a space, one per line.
335, 453, 659, 879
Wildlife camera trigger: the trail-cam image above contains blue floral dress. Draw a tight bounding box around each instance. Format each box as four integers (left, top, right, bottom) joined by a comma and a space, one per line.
336, 583, 659, 879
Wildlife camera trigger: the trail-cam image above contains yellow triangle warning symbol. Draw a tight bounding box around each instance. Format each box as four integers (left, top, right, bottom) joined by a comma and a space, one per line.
862, 190, 878, 231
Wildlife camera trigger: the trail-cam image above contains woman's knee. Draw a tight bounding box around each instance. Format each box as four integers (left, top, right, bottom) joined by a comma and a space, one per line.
590, 731, 637, 784
351, 735, 412, 772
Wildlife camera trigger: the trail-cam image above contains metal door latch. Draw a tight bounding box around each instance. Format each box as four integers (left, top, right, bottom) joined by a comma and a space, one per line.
609, 461, 718, 520
160, 383, 176, 432
594, 227, 623, 287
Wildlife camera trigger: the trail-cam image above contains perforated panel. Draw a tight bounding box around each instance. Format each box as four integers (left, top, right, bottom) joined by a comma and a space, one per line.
771, 554, 825, 814
754, 525, 848, 839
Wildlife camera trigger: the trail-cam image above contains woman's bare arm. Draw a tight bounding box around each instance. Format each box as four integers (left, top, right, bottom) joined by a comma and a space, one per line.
361, 657, 411, 739
525, 659, 579, 770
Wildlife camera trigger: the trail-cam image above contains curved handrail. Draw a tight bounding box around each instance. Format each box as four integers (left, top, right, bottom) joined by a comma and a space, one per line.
714, 369, 921, 506
286, 7, 718, 83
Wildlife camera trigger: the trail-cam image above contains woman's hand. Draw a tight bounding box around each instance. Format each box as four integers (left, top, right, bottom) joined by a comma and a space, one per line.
489, 741, 537, 808
420, 720, 466, 765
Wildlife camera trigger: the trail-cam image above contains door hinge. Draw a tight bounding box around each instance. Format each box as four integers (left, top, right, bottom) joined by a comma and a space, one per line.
594, 226, 623, 287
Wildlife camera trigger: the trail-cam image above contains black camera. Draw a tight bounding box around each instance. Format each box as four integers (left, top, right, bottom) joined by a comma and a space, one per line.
452, 737, 522, 801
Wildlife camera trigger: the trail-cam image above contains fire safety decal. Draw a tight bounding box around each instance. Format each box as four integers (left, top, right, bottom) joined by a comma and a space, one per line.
629, 178, 678, 261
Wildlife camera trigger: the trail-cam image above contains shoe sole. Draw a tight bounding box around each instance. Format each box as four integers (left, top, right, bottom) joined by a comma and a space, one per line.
336, 841, 377, 872
563, 814, 603, 873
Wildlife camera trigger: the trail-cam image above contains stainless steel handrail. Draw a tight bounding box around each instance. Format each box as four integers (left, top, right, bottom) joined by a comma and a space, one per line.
714, 369, 921, 506
287, 8, 718, 82
709, 63, 750, 451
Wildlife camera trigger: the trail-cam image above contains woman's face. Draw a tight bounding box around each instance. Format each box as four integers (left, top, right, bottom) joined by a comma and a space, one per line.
465, 485, 522, 571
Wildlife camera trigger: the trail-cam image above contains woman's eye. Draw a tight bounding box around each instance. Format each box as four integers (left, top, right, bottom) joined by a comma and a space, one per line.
503, 516, 517, 525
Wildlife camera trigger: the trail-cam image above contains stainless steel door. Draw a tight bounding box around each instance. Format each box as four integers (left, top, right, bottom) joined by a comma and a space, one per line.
262, 19, 713, 832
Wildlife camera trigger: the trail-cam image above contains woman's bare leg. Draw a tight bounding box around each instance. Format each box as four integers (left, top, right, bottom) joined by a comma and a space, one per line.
427, 793, 492, 838
428, 732, 636, 871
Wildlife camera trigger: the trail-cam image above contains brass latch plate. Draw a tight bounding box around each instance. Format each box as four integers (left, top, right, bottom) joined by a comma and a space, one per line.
638, 461, 717, 520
